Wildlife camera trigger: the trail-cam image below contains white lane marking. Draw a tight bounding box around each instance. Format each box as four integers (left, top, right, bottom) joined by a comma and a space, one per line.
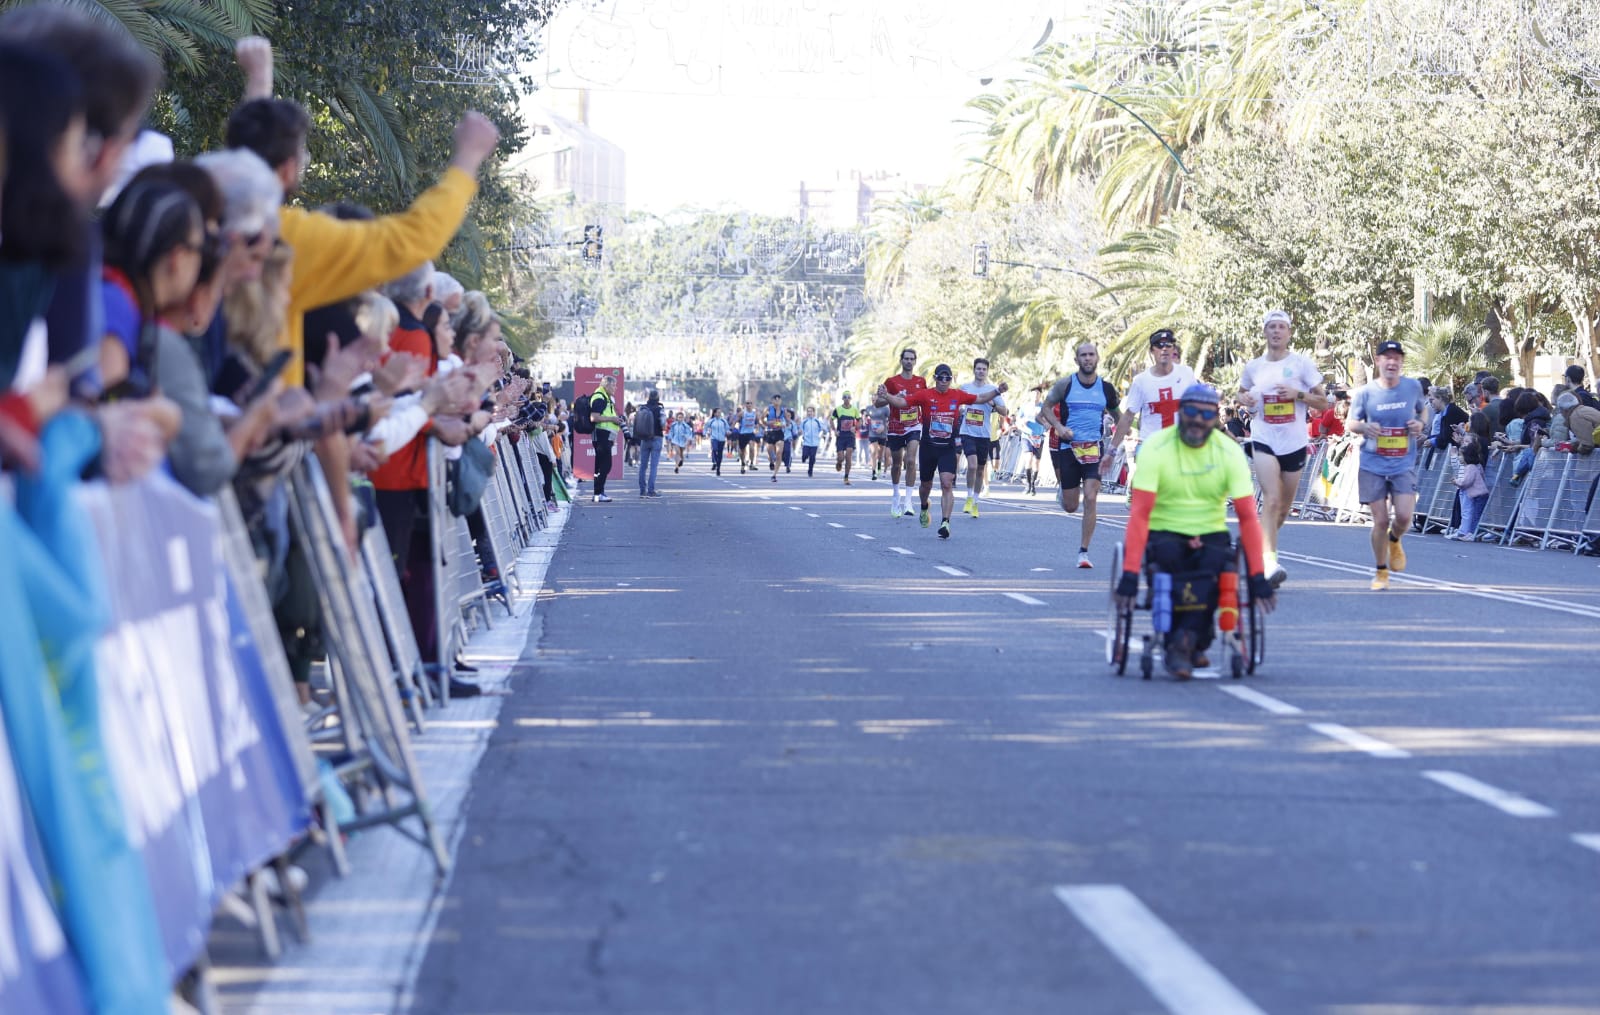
888, 547, 915, 556
1217, 685, 1303, 715
1278, 549, 1600, 621
806, 513, 820, 518
1004, 592, 1047, 606
828, 522, 845, 529
788, 506, 801, 511
935, 565, 967, 577
1307, 722, 1411, 759
1031, 567, 1053, 572
856, 533, 875, 541
1572, 834, 1600, 855
1422, 770, 1557, 818
1055, 885, 1268, 1015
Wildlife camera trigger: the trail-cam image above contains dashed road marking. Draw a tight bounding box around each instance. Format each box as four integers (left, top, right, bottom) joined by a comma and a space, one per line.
934, 566, 967, 577
1004, 592, 1047, 606
855, 533, 875, 541
888, 547, 915, 556
1307, 723, 1411, 759
1572, 834, 1600, 854
827, 523, 845, 529
1422, 770, 1556, 818
1217, 685, 1303, 716
806, 513, 820, 518
1055, 885, 1268, 1015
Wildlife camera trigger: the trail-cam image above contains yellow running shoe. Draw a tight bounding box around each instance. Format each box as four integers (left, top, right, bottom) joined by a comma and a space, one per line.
1369, 568, 1389, 591
963, 496, 975, 515
1387, 534, 1407, 572
919, 508, 930, 528
970, 500, 980, 518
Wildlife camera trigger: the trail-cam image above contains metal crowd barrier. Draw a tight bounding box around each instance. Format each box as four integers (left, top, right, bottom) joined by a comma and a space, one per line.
1508, 450, 1600, 551
1476, 452, 1526, 544
1420, 448, 1461, 533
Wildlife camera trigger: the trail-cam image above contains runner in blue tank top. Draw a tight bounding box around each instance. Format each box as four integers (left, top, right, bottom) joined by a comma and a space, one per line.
1040, 341, 1121, 569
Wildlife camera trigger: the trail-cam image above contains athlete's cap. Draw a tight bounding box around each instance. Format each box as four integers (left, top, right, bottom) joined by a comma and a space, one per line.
1179, 382, 1222, 406
1375, 339, 1405, 357
1148, 328, 1177, 347
1263, 309, 1292, 328
841, 392, 852, 399
933, 363, 954, 379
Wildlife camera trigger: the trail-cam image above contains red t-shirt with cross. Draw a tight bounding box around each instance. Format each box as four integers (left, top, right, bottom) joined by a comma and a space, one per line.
902, 386, 981, 445
884, 374, 927, 435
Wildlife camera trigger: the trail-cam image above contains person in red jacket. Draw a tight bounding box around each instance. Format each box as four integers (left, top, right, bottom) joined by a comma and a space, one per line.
879, 363, 1006, 539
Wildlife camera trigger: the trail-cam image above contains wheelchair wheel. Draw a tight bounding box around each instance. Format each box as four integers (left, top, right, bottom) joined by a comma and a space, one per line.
1107, 543, 1132, 675
1234, 546, 1265, 675
1140, 643, 1154, 680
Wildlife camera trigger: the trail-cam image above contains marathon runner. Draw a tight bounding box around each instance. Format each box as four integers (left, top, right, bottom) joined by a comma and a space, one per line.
1236, 309, 1328, 586
1108, 328, 1199, 465
877, 347, 926, 518
867, 403, 890, 480
1040, 341, 1121, 569
737, 400, 759, 473
1349, 340, 1429, 591
1021, 405, 1046, 495
1115, 383, 1278, 679
832, 393, 861, 485
959, 357, 1007, 518
705, 407, 729, 476
879, 364, 1007, 539
763, 394, 787, 482
800, 406, 826, 476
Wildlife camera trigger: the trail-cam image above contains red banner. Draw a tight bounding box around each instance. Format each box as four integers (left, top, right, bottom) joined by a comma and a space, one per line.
572, 366, 625, 481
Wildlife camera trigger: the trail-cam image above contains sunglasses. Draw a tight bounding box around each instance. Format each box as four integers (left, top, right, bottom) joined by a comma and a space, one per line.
1180, 405, 1218, 421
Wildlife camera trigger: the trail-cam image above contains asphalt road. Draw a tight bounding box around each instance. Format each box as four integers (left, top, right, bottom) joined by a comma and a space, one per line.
410, 447, 1600, 1015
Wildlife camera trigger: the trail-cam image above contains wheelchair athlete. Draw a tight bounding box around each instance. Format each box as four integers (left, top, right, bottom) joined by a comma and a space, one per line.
1114, 383, 1278, 678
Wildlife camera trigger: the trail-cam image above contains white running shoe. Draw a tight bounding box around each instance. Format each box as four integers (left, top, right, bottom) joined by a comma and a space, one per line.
1077, 550, 1093, 569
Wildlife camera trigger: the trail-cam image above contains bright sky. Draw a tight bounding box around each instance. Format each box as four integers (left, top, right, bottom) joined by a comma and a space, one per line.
532, 0, 1089, 213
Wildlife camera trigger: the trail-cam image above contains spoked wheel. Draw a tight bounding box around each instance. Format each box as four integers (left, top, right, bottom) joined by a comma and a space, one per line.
1107, 543, 1132, 675
1235, 545, 1265, 675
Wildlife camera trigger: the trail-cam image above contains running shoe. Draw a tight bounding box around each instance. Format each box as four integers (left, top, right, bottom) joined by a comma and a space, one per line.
938, 521, 950, 539
904, 508, 916, 518
963, 496, 975, 515
919, 508, 930, 528
970, 501, 980, 519
1077, 550, 1093, 569
1387, 534, 1407, 572
1369, 569, 1389, 591
844, 478, 851, 485
772, 474, 778, 483
593, 494, 612, 503
835, 460, 842, 472
675, 464, 680, 473
1268, 563, 1287, 588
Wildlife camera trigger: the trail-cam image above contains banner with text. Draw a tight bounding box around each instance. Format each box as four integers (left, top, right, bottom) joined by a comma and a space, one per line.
572, 365, 625, 481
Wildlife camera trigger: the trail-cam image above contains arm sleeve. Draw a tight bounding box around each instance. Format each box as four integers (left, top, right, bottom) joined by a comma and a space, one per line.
155, 328, 237, 496
1104, 382, 1121, 416
1233, 495, 1268, 576
364, 394, 429, 454
1122, 488, 1155, 573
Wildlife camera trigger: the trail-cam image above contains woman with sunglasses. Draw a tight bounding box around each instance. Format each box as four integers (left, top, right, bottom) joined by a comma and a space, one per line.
1113, 383, 1277, 680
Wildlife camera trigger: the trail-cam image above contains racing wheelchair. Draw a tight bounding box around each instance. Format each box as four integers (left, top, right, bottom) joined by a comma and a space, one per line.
1105, 538, 1266, 680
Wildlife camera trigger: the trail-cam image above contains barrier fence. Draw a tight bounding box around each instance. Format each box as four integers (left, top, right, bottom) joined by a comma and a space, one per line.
1, 424, 557, 1014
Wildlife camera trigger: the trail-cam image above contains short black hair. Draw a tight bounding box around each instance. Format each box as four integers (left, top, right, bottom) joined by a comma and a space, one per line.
0, 42, 86, 268
973, 357, 989, 369
1482, 376, 1500, 395
1567, 364, 1586, 385
0, 3, 160, 140
226, 99, 311, 172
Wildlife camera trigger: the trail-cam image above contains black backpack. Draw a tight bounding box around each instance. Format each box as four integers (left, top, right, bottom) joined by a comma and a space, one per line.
572, 394, 596, 434
633, 405, 659, 439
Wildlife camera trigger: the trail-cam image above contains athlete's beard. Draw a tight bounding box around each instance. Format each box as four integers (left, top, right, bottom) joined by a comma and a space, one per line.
1179, 419, 1211, 448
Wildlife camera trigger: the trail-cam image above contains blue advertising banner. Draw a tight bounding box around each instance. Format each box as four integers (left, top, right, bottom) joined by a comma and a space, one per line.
82, 472, 311, 979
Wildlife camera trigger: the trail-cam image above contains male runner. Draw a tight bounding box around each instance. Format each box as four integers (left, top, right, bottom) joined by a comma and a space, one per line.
800, 405, 826, 476
1114, 383, 1278, 679
831, 393, 861, 484
879, 364, 1007, 539
737, 400, 760, 473
763, 394, 786, 482
704, 408, 729, 475
867, 403, 890, 480
1040, 341, 1121, 569
1236, 309, 1327, 586
1108, 328, 1199, 459
877, 347, 926, 518
959, 356, 1008, 518
1349, 340, 1428, 591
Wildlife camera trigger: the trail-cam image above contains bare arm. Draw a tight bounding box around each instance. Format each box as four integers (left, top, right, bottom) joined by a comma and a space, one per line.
236, 36, 274, 100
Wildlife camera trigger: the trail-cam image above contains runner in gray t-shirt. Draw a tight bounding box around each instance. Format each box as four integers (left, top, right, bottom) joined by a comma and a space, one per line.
1348, 340, 1429, 590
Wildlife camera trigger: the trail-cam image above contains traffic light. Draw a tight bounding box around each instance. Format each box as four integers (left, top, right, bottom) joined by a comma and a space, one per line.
582, 224, 603, 261
972, 241, 989, 278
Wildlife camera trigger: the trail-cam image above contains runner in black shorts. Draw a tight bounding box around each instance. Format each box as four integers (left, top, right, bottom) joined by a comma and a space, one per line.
763, 394, 786, 482
880, 364, 1007, 539
831, 394, 861, 485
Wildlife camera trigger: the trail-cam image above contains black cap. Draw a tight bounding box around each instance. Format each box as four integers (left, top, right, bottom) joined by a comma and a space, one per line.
933, 363, 953, 379
1149, 328, 1177, 347
1375, 340, 1404, 357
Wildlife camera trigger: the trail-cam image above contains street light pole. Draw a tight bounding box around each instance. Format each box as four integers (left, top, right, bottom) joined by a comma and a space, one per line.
1066, 82, 1191, 176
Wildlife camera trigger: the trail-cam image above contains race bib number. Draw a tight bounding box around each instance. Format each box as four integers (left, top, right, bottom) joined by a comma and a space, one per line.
898, 407, 921, 426
1071, 440, 1101, 465
1262, 398, 1296, 424
1376, 426, 1409, 457
929, 418, 954, 440
964, 408, 986, 427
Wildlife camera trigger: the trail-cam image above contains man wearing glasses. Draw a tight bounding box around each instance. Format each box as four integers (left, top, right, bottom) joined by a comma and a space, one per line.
1114, 384, 1277, 680
1108, 329, 1198, 460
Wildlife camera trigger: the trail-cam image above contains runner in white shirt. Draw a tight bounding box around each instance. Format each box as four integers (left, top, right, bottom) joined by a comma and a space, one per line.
1108, 328, 1199, 452
1235, 309, 1328, 587
958, 357, 1007, 518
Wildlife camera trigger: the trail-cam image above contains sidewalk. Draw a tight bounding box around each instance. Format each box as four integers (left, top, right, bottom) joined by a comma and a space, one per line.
210, 506, 569, 1015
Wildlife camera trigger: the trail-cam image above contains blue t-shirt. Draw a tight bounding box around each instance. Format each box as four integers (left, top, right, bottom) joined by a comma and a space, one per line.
1351, 377, 1427, 476
739, 411, 759, 434
801, 416, 826, 447
706, 416, 729, 442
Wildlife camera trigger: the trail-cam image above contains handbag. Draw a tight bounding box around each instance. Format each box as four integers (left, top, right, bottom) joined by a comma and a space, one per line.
446, 436, 495, 516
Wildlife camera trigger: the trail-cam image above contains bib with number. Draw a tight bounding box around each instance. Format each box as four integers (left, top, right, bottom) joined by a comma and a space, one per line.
1071, 440, 1101, 465
929, 418, 954, 440
898, 407, 921, 426
1375, 426, 1409, 457
1262, 398, 1296, 424
964, 408, 986, 427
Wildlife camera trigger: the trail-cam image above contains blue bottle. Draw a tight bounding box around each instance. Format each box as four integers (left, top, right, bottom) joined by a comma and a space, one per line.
1152, 572, 1172, 633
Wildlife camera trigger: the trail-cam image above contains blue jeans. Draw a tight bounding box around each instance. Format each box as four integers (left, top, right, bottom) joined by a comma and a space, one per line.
1458, 490, 1489, 535
638, 437, 662, 494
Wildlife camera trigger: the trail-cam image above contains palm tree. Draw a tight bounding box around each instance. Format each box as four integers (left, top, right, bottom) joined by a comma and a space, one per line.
18, 0, 275, 72
1402, 315, 1487, 390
